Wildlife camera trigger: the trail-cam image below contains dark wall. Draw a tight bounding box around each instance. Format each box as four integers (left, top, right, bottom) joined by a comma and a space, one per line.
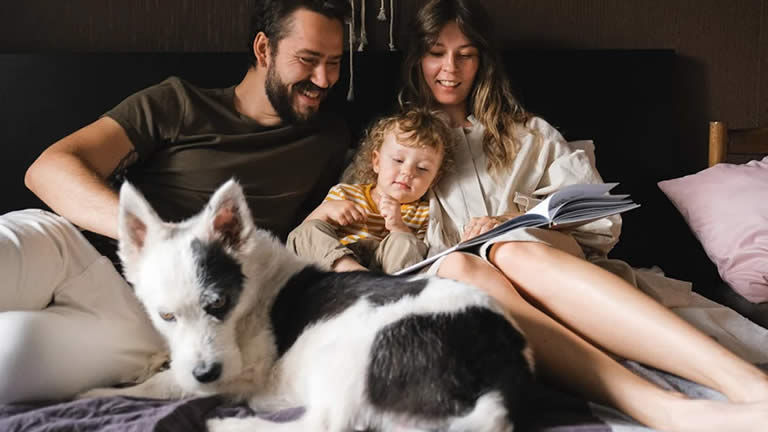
4, 50, 715, 290
0, 0, 251, 52
0, 1, 733, 292
404, 0, 768, 132
1, 0, 766, 134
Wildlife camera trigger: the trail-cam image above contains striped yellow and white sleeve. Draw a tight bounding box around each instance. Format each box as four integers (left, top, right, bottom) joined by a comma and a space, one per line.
401, 200, 430, 241
324, 183, 349, 202
325, 184, 375, 212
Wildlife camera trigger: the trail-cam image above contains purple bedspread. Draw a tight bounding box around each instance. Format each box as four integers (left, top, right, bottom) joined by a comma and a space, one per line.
0, 383, 609, 432
0, 396, 251, 432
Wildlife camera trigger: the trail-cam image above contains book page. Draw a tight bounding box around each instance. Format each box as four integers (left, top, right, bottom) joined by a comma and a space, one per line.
394, 183, 635, 276
545, 183, 618, 216
558, 197, 633, 213
552, 203, 640, 228
526, 183, 619, 219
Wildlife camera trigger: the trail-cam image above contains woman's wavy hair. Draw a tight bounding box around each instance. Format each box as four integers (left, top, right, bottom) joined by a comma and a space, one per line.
345, 108, 455, 189
399, 0, 530, 173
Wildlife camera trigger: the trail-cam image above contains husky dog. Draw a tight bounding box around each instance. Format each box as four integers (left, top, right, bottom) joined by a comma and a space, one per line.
82, 179, 534, 432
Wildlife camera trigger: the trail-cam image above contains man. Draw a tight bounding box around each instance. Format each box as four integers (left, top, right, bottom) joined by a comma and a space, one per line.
0, 0, 350, 403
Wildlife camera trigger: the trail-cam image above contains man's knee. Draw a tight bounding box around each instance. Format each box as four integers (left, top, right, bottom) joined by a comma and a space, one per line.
0, 313, 49, 403
0, 237, 24, 308
0, 310, 159, 403
0, 209, 102, 310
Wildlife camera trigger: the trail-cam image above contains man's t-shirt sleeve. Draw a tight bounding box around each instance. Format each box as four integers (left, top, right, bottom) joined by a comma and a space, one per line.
102, 77, 186, 160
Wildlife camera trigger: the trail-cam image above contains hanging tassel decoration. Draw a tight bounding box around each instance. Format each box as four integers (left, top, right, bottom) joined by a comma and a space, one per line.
388, 0, 396, 51
346, 5, 355, 101
357, 0, 368, 51
349, 0, 356, 45
377, 0, 387, 21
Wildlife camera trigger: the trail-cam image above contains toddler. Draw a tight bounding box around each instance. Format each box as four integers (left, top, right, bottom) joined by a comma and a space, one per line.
287, 108, 453, 272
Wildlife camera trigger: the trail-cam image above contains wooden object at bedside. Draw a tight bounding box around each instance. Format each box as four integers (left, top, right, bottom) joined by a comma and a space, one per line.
708, 121, 768, 166
706, 121, 768, 327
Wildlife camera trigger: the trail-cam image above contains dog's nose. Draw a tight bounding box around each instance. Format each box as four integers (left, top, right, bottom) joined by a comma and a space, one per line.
192, 362, 222, 383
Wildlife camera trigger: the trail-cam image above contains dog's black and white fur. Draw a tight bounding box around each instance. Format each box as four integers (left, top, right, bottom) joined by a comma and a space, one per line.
80, 179, 534, 432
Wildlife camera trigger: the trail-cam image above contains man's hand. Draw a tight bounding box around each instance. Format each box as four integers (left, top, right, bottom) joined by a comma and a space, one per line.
378, 194, 411, 233
306, 200, 367, 226
461, 210, 524, 241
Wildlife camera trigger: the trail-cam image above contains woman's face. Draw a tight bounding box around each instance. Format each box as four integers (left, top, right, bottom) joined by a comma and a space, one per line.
420, 22, 479, 115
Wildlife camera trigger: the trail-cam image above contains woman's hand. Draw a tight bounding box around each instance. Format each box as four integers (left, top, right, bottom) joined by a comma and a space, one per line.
378, 194, 411, 233
461, 211, 523, 241
462, 216, 504, 241
305, 200, 367, 226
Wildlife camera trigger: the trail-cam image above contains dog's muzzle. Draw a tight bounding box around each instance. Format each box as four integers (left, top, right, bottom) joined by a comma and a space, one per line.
193, 362, 222, 383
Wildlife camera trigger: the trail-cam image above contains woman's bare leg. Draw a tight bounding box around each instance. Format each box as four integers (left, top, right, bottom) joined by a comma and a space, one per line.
437, 252, 768, 432
487, 241, 768, 404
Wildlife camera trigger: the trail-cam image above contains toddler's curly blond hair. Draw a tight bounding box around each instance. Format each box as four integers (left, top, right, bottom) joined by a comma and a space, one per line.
344, 108, 455, 186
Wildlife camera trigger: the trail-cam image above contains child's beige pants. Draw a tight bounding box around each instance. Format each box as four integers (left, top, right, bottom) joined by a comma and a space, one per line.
287, 219, 427, 274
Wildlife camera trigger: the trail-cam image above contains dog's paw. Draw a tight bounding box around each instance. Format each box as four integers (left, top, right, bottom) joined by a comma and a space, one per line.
76, 387, 127, 400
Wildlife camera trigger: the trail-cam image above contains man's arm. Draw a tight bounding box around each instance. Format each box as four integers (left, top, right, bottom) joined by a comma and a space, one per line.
24, 117, 136, 240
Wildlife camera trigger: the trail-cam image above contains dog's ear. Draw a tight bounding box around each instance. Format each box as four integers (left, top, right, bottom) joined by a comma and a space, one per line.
118, 182, 163, 270
204, 179, 254, 251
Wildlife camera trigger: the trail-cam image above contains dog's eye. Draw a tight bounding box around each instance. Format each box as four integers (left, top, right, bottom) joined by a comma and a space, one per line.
209, 296, 228, 310
159, 312, 176, 322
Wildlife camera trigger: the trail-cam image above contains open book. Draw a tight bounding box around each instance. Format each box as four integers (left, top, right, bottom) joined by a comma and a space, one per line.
394, 183, 640, 275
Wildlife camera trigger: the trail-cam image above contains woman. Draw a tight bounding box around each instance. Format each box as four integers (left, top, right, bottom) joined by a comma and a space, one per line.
399, 0, 768, 430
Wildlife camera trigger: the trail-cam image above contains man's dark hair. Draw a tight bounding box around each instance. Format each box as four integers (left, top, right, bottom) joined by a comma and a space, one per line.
249, 0, 351, 68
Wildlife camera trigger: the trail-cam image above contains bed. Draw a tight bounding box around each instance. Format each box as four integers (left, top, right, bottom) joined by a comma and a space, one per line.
1, 50, 767, 431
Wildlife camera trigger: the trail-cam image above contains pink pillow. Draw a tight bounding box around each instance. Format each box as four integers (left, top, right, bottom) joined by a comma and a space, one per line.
658, 157, 768, 303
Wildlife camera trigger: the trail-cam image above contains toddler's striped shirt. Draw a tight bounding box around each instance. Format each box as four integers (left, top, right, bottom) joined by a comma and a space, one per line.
324, 183, 430, 245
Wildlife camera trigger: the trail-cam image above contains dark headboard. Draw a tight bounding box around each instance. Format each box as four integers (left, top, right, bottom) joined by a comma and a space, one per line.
0, 50, 720, 295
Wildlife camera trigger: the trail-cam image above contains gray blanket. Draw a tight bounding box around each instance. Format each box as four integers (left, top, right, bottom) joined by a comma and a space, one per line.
2, 363, 764, 432
0, 385, 600, 432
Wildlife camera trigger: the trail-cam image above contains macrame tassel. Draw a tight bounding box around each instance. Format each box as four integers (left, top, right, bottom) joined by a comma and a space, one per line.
377, 0, 387, 21
349, 0, 356, 45
347, 16, 355, 101
357, 0, 368, 51
388, 0, 396, 51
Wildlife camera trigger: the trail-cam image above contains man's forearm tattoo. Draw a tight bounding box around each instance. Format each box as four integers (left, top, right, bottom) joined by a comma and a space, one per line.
107, 149, 138, 188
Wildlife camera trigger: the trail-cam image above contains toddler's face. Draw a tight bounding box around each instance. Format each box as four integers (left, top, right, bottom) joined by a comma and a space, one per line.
372, 132, 443, 204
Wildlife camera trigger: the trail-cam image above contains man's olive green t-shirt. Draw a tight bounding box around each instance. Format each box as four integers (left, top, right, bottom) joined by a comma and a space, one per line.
104, 76, 349, 241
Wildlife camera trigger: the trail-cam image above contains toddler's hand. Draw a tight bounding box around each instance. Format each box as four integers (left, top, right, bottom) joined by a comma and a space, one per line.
378, 194, 410, 233
306, 200, 367, 226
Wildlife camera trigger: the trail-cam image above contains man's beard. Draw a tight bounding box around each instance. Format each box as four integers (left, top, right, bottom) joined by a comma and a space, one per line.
265, 62, 328, 124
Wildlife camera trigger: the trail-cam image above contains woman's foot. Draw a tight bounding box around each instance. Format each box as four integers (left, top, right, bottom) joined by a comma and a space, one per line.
726, 373, 768, 403
710, 366, 768, 403
653, 397, 768, 432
